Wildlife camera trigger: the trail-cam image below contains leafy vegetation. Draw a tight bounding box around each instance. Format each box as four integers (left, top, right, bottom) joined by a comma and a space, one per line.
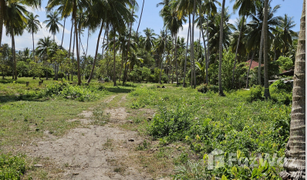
127, 85, 291, 179
0, 153, 26, 179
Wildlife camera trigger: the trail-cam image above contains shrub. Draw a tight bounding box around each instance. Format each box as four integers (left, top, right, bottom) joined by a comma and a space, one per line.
41, 81, 99, 101
57, 72, 65, 79
0, 153, 26, 179
247, 85, 263, 102
104, 77, 110, 82
270, 80, 292, 105
277, 56, 293, 71
197, 84, 219, 94
148, 102, 197, 141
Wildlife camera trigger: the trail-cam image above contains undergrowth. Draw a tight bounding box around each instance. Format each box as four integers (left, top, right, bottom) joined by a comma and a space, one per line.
128, 84, 291, 179
0, 153, 26, 179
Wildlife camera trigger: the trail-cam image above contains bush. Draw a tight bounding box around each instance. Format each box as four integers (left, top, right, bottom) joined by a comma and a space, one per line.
129, 87, 158, 108
104, 77, 110, 82
148, 102, 197, 141
57, 72, 65, 79
270, 80, 292, 105
277, 56, 293, 71
0, 153, 26, 179
197, 84, 219, 93
41, 81, 100, 101
247, 85, 263, 102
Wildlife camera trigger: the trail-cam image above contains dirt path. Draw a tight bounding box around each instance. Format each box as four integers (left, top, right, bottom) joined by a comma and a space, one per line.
25, 95, 154, 180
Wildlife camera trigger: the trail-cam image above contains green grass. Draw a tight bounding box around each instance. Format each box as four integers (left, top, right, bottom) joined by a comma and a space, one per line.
0, 78, 139, 147
125, 83, 290, 179
0, 78, 291, 179
0, 77, 139, 179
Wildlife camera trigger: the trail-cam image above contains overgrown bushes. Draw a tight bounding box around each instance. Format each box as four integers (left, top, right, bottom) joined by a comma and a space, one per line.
0, 153, 26, 179
43, 81, 103, 101
129, 85, 291, 179
149, 103, 197, 141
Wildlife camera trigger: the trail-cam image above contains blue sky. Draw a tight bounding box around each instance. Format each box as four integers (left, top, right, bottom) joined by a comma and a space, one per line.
2, 0, 304, 57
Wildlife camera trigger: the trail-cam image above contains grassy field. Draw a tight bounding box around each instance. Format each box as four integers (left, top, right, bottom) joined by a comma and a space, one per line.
0, 77, 290, 179
123, 84, 290, 179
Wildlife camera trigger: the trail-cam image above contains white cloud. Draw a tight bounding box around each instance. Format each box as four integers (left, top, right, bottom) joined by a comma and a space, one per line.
25, 6, 45, 14
228, 19, 236, 25
2, 22, 61, 51
177, 23, 202, 43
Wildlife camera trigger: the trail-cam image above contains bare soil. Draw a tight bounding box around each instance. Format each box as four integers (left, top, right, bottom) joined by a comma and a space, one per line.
24, 95, 157, 180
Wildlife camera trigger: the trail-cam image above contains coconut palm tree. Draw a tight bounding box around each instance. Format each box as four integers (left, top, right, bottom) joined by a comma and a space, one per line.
263, 0, 270, 99
105, 0, 134, 86
36, 36, 53, 58
278, 14, 298, 55
202, 0, 220, 84
27, 13, 41, 63
143, 28, 156, 52
207, 8, 234, 61
86, 0, 106, 84
232, 0, 257, 88
218, 0, 226, 96
47, 0, 91, 85
36, 36, 52, 79
44, 11, 62, 42
123, 1, 137, 85
4, 2, 29, 80
280, 0, 305, 179
162, 4, 184, 84
247, 2, 281, 85
171, 0, 200, 87
135, 0, 145, 38
0, 0, 41, 47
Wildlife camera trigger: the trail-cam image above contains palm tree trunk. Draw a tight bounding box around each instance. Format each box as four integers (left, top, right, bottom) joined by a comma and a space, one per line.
106, 26, 110, 77
101, 26, 107, 60
113, 29, 117, 86
258, 19, 265, 85
174, 34, 178, 84
159, 30, 167, 84
71, 26, 76, 81
79, 30, 85, 55
232, 16, 245, 88
87, 22, 103, 84
119, 44, 124, 83
199, 14, 208, 84
263, 0, 270, 99
281, 0, 305, 179
191, 0, 197, 88
0, 0, 4, 47
123, 3, 135, 85
246, 51, 255, 88
12, 32, 17, 80
32, 32, 35, 62
61, 17, 66, 47
218, 0, 226, 96
183, 19, 190, 87
73, 1, 81, 85
68, 18, 74, 81
136, 0, 145, 38
206, 17, 210, 84
86, 29, 89, 57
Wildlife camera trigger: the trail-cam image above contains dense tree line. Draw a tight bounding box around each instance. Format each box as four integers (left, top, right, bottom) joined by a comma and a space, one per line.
0, 0, 298, 88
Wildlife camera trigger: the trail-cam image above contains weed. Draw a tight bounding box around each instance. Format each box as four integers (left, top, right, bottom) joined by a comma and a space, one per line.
0, 153, 26, 179
136, 140, 151, 151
